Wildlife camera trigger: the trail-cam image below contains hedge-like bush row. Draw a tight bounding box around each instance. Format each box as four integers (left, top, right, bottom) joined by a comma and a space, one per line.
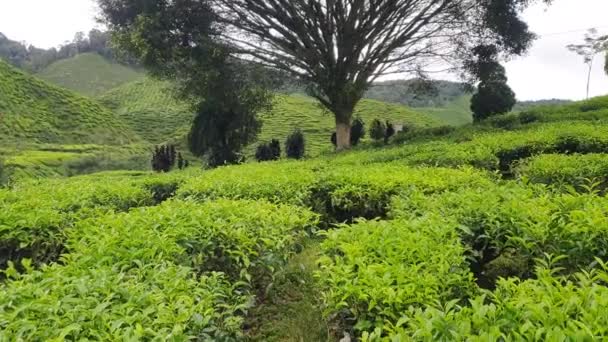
0, 199, 317, 340
517, 153, 608, 191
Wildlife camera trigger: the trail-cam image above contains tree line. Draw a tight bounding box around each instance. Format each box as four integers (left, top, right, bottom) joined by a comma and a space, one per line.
0, 29, 135, 72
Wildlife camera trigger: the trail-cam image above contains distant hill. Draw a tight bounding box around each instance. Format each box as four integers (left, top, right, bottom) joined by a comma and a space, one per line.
37, 53, 144, 96
100, 78, 440, 156
366, 80, 470, 107
0, 59, 139, 146
514, 99, 573, 112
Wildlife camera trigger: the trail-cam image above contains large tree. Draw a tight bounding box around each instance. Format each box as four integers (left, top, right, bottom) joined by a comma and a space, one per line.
98, 0, 272, 166
212, 0, 551, 149
467, 45, 516, 122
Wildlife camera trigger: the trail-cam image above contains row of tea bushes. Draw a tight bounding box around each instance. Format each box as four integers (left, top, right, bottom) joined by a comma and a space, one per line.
318, 180, 608, 339
0, 171, 190, 270
317, 216, 475, 335
329, 121, 608, 172
517, 153, 608, 192
369, 262, 608, 340
392, 182, 608, 279
0, 199, 317, 340
177, 161, 493, 223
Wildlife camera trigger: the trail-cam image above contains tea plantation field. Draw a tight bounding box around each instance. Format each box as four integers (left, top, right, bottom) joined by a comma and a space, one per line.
2, 96, 608, 340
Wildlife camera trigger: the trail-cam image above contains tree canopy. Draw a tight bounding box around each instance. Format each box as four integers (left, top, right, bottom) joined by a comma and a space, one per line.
212, 0, 551, 149
98, 0, 273, 166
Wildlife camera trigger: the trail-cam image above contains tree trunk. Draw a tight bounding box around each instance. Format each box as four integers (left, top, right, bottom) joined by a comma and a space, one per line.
335, 118, 351, 151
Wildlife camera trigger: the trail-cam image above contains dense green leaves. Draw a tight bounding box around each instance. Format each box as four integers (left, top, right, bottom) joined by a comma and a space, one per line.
0, 198, 317, 340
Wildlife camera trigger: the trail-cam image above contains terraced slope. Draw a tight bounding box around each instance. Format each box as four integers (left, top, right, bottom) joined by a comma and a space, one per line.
37, 53, 144, 97
100, 78, 440, 155
98, 78, 193, 144
0, 59, 139, 146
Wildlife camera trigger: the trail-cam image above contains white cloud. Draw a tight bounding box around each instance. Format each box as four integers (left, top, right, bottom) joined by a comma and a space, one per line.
506, 0, 608, 100
0, 0, 607, 101
0, 0, 100, 49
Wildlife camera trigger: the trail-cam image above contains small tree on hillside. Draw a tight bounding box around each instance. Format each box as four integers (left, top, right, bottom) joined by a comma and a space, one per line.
286, 129, 305, 159
350, 118, 365, 146
370, 119, 387, 143
269, 139, 281, 159
385, 121, 396, 144
256, 139, 282, 162
467, 45, 516, 123
152, 145, 177, 172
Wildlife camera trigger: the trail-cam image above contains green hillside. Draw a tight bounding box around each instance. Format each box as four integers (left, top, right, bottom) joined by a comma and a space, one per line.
418, 94, 473, 125
257, 94, 440, 155
0, 59, 139, 146
100, 78, 440, 156
37, 53, 144, 96
3, 98, 608, 340
98, 78, 193, 144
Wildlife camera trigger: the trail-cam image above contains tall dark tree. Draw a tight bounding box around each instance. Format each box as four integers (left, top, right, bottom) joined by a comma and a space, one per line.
286, 129, 306, 159
212, 0, 550, 150
467, 45, 516, 122
97, 0, 272, 167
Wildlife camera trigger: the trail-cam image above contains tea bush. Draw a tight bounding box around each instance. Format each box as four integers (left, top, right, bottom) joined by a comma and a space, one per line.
177, 161, 319, 205
310, 164, 492, 222
0, 199, 317, 340
391, 183, 608, 281
517, 153, 608, 191
317, 216, 476, 335
369, 262, 608, 341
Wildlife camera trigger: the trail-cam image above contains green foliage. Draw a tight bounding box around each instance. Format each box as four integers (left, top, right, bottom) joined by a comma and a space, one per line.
350, 117, 366, 146
253, 95, 439, 156
98, 77, 193, 145
317, 217, 476, 334
0, 198, 316, 340
365, 79, 470, 109
37, 53, 143, 96
374, 263, 608, 340
467, 45, 516, 122
285, 129, 306, 159
0, 59, 139, 146
369, 119, 386, 142
517, 153, 608, 191
151, 144, 177, 173
255, 139, 281, 162
2, 145, 150, 181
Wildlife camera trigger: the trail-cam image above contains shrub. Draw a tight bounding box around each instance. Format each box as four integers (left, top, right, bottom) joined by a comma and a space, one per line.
151, 144, 177, 172
516, 153, 608, 191
286, 129, 305, 159
318, 216, 475, 335
0, 199, 318, 340
369, 119, 386, 142
380, 264, 608, 340
256, 143, 273, 162
269, 139, 281, 158
350, 117, 365, 146
384, 120, 395, 144
256, 139, 281, 162
485, 113, 521, 130
518, 111, 540, 124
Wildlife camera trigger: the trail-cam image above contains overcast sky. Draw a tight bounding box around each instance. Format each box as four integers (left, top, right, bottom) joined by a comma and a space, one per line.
1, 0, 607, 101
